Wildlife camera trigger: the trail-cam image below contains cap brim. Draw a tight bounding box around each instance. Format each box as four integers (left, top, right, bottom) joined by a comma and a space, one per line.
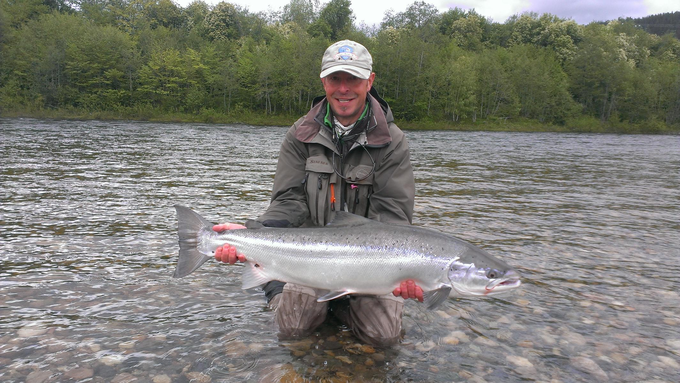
320, 65, 371, 79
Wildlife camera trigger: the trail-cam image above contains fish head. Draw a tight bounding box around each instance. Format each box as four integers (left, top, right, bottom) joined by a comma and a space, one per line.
446, 248, 522, 297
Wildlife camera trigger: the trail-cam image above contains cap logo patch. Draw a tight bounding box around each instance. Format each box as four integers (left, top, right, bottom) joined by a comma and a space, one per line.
334, 45, 357, 61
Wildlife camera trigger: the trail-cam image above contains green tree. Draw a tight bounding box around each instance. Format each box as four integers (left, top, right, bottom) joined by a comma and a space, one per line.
65, 23, 135, 109
1, 12, 88, 108
144, 0, 184, 29
505, 45, 577, 123
473, 48, 518, 121
204, 1, 243, 41
381, 1, 439, 30
438, 45, 477, 121
281, 0, 319, 28
567, 23, 633, 122
316, 0, 353, 40
137, 48, 188, 110
507, 13, 583, 63
438, 8, 492, 52
0, 0, 51, 28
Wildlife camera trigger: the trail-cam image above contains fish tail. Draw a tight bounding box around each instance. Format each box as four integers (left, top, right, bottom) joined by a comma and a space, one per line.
173, 205, 214, 278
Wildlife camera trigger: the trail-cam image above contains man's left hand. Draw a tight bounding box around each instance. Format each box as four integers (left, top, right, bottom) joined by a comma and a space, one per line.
393, 280, 424, 302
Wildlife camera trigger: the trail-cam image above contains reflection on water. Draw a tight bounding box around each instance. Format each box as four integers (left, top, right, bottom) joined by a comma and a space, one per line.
1, 118, 679, 382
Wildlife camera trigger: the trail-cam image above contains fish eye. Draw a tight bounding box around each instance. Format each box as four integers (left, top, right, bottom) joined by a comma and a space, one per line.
486, 269, 501, 279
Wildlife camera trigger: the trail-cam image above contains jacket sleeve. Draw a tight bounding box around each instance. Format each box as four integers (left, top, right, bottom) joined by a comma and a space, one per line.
254, 124, 310, 227
367, 124, 415, 225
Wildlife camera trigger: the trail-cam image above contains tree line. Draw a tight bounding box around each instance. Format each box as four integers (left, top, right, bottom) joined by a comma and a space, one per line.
1, 0, 680, 133
631, 11, 680, 40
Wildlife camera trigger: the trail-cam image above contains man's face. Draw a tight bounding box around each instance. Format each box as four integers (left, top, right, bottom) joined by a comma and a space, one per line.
322, 71, 375, 126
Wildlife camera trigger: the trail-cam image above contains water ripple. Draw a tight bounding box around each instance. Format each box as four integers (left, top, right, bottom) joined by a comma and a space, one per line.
1, 119, 679, 382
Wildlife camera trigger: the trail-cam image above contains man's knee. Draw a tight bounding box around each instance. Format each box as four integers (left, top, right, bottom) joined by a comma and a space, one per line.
274, 284, 328, 339
345, 295, 404, 347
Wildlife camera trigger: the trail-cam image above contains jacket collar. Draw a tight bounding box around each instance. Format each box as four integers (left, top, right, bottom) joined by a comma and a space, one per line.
295, 88, 393, 147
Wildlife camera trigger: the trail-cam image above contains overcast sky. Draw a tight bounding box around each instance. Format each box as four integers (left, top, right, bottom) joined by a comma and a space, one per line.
174, 0, 678, 26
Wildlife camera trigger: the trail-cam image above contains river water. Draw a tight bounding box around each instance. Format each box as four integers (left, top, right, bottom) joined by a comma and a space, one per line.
1, 118, 679, 382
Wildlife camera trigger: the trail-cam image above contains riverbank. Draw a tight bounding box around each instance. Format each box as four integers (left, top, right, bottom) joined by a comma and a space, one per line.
2, 108, 678, 134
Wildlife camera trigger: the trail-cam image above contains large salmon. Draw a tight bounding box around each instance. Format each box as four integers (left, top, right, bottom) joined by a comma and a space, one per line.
173, 205, 521, 309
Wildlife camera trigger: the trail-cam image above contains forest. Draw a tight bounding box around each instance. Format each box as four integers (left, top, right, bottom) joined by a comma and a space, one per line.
1, 0, 680, 133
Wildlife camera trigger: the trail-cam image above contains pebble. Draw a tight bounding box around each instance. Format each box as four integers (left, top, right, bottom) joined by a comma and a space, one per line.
506, 355, 537, 375
516, 299, 531, 306
371, 353, 385, 362
25, 370, 51, 383
657, 356, 680, 369
458, 370, 474, 379
610, 353, 628, 364
152, 375, 171, 383
416, 340, 437, 352
561, 331, 587, 347
100, 354, 125, 366
570, 357, 609, 381
111, 373, 138, 382
64, 367, 94, 380
185, 371, 211, 382
323, 340, 342, 350
442, 336, 460, 345
447, 330, 469, 343
434, 310, 450, 319
539, 332, 557, 345
473, 337, 498, 347
17, 325, 48, 338
335, 355, 352, 364
150, 334, 167, 342
287, 339, 314, 352
495, 329, 512, 341
506, 355, 533, 368
46, 341, 68, 353
666, 339, 680, 350
225, 340, 250, 356
119, 341, 136, 350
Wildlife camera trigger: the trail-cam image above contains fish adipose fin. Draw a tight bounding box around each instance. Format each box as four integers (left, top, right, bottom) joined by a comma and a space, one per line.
173, 205, 213, 278
423, 286, 452, 310
242, 262, 273, 290
316, 290, 353, 302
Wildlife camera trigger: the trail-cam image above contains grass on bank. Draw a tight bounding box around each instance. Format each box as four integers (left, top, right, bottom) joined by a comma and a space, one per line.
2, 106, 678, 134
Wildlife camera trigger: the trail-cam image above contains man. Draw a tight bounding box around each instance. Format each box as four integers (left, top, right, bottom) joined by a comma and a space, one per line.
214, 40, 422, 347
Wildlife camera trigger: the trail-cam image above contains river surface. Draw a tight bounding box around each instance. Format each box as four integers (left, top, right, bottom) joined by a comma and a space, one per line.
1, 118, 679, 382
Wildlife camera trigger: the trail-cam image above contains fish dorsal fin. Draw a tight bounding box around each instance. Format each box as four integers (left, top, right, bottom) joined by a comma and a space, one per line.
423, 285, 452, 310
326, 211, 376, 228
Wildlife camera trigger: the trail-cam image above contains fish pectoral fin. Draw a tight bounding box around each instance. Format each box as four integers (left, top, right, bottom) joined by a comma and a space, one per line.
423, 286, 452, 310
316, 290, 353, 302
241, 262, 272, 290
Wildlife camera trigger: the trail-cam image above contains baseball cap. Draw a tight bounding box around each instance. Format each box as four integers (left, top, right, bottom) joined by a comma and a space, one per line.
320, 40, 373, 80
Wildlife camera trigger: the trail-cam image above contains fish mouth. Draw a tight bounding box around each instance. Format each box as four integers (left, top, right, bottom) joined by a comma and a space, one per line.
484, 270, 522, 294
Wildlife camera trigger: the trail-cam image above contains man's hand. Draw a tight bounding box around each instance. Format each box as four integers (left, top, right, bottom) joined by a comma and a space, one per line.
393, 280, 424, 302
213, 223, 247, 264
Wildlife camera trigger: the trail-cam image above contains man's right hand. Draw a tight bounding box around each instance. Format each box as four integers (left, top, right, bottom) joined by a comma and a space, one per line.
213, 223, 247, 264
